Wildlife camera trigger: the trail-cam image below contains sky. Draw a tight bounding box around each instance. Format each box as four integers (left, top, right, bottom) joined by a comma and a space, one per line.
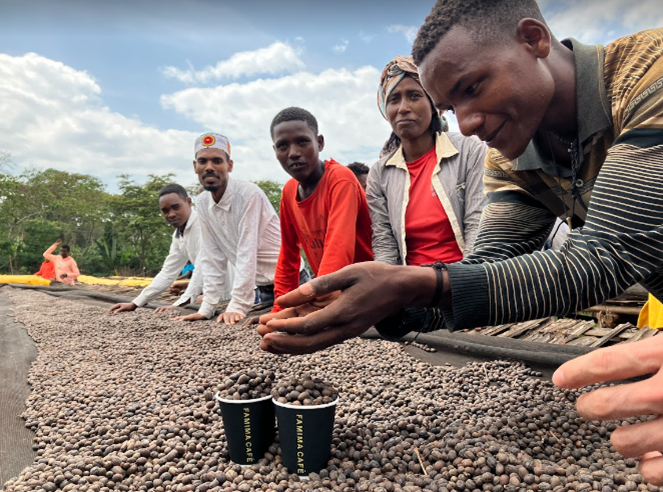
0, 0, 662, 191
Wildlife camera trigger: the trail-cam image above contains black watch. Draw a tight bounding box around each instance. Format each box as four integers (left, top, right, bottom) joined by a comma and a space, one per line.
420, 261, 447, 308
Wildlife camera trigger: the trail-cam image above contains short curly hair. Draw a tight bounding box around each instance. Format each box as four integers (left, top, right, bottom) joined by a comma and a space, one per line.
159, 183, 189, 201
346, 162, 369, 177
270, 107, 319, 138
412, 0, 549, 65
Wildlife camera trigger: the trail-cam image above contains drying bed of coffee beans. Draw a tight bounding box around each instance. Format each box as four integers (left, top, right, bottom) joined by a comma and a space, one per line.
3, 289, 661, 492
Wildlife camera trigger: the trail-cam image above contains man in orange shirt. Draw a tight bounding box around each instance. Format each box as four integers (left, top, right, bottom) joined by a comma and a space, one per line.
43, 240, 80, 286
267, 107, 373, 315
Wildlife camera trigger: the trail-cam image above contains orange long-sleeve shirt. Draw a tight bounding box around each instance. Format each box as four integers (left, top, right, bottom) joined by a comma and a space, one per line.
273, 159, 373, 309
43, 243, 80, 285
34, 260, 56, 280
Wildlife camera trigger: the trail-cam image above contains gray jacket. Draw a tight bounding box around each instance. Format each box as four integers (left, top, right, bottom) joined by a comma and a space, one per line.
367, 132, 487, 265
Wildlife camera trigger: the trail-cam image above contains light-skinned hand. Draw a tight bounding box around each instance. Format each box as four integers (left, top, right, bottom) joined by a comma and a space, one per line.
218, 311, 244, 325
240, 316, 261, 328
553, 333, 663, 485
173, 312, 207, 322
154, 305, 180, 313
108, 302, 138, 314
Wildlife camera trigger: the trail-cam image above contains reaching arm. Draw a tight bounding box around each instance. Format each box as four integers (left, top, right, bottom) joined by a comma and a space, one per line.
43, 242, 60, 262
133, 236, 188, 307
443, 137, 663, 331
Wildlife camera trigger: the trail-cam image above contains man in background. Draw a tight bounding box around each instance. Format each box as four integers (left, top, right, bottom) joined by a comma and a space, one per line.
43, 240, 79, 285
109, 184, 204, 314
347, 162, 369, 191
34, 259, 55, 281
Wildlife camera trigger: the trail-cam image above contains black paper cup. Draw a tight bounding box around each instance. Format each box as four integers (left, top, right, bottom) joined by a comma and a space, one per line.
273, 398, 339, 476
215, 392, 275, 465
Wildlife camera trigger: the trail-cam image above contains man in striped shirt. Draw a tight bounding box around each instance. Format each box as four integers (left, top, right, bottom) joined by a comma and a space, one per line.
258, 0, 663, 483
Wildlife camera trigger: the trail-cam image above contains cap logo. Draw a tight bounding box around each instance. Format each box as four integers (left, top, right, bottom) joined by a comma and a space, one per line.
202, 135, 216, 147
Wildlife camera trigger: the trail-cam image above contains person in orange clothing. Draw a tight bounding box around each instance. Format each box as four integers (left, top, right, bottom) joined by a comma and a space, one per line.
267, 107, 373, 314
34, 259, 56, 281
43, 239, 80, 285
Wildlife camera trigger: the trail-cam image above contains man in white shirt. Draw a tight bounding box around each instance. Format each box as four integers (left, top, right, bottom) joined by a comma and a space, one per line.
109, 184, 205, 314
175, 132, 302, 325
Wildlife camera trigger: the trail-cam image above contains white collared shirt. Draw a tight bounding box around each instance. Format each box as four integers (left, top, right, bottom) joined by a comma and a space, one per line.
133, 209, 204, 307
196, 178, 282, 318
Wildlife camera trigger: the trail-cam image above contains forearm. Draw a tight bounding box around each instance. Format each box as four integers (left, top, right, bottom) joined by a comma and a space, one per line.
134, 252, 184, 306
176, 267, 203, 306
445, 228, 662, 331
43, 243, 58, 261
371, 224, 402, 265
461, 198, 556, 265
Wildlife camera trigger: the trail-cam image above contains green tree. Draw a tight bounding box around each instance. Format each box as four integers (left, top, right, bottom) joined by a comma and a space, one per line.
253, 180, 284, 214
0, 151, 12, 172
111, 174, 175, 274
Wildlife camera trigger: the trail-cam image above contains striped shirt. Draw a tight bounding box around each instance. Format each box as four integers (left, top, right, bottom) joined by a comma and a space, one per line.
437, 30, 663, 331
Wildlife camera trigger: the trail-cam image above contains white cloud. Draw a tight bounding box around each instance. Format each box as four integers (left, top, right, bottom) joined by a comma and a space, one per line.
162, 41, 305, 84
359, 31, 375, 43
387, 25, 418, 45
543, 0, 663, 44
332, 40, 349, 54
0, 48, 392, 192
161, 66, 392, 183
0, 52, 197, 188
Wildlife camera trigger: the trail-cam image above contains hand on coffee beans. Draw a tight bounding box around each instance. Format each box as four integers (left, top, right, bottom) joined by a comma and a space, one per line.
554, 334, 663, 485
108, 302, 138, 314
173, 312, 207, 322
218, 311, 243, 325
154, 305, 179, 313
240, 316, 260, 327
257, 261, 437, 354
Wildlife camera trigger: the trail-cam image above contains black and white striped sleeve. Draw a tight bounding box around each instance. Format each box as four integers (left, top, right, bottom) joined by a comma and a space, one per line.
443, 139, 663, 331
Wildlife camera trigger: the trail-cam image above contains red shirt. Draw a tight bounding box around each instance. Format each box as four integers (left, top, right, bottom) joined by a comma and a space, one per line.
35, 261, 56, 280
404, 147, 463, 266
273, 159, 373, 309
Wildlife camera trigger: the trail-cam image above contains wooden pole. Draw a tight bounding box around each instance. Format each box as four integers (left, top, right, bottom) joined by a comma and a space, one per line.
585, 304, 644, 317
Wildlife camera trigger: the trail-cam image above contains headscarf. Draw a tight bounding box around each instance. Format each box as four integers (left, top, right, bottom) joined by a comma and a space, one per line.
377, 55, 449, 145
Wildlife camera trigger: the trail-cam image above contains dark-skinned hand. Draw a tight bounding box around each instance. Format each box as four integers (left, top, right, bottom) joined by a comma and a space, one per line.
257, 262, 436, 355
553, 333, 663, 485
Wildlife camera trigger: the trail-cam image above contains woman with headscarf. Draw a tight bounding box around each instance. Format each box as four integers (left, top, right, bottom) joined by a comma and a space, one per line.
367, 55, 487, 267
